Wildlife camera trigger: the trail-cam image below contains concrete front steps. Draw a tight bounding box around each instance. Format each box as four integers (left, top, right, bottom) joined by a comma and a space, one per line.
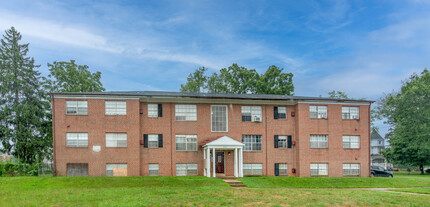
223, 179, 247, 188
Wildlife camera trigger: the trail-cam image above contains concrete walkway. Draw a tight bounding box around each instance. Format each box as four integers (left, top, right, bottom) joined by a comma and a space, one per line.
223, 179, 247, 188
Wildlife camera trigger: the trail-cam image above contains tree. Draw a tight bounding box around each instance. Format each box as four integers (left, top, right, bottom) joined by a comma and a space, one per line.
180, 64, 294, 95
180, 67, 207, 93
378, 69, 430, 174
46, 60, 105, 93
327, 90, 350, 99
0, 27, 51, 164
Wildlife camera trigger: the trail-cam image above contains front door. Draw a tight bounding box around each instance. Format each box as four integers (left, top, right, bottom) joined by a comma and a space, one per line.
216, 152, 224, 173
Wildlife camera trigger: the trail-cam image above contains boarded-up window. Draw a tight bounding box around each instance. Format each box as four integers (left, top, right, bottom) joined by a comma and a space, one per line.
67, 163, 88, 176
106, 164, 127, 176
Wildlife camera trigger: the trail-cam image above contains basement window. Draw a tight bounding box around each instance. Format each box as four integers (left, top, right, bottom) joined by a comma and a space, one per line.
176, 164, 198, 176
343, 164, 360, 176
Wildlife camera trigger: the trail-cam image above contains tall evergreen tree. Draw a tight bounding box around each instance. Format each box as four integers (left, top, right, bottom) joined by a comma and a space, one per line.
0, 27, 51, 164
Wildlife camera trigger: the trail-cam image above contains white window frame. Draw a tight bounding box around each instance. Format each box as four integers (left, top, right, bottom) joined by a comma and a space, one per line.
66, 133, 88, 147
149, 163, 159, 176
176, 163, 198, 176
148, 134, 159, 148
175, 135, 197, 151
277, 135, 288, 148
310, 163, 328, 176
279, 163, 288, 176
106, 163, 127, 176
342, 106, 359, 119
309, 105, 327, 119
277, 107, 287, 119
66, 100, 88, 115
343, 163, 360, 176
105, 101, 127, 115
242, 135, 262, 151
241, 106, 262, 122
175, 104, 197, 121
310, 135, 328, 148
243, 163, 263, 176
343, 135, 360, 149
211, 105, 228, 132
106, 133, 127, 148
148, 104, 158, 117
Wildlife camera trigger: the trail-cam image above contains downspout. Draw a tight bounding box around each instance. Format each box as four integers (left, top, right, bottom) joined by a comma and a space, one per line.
368, 104, 371, 177
265, 105, 268, 176
170, 103, 173, 176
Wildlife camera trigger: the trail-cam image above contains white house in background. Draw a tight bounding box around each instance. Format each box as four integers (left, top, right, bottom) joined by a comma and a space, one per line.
371, 132, 392, 169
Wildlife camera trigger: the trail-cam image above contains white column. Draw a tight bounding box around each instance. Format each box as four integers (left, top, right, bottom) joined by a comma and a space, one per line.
206, 148, 211, 177
239, 147, 243, 177
212, 147, 216, 177
203, 148, 206, 177
234, 148, 238, 177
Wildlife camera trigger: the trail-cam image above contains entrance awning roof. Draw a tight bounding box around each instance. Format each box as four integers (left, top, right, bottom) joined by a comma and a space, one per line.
202, 136, 245, 148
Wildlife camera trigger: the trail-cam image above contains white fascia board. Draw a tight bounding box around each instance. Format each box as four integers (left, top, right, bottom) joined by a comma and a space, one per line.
297, 101, 371, 106
53, 95, 140, 100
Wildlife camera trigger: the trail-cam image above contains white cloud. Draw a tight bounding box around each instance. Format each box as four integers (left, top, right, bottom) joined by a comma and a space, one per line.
0, 11, 124, 53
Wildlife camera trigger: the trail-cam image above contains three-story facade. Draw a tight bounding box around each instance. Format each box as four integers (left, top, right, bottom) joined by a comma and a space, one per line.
51, 91, 372, 177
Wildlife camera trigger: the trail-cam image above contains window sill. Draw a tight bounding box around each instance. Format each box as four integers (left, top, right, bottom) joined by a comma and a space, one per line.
66, 146, 88, 148
66, 114, 88, 116
309, 118, 328, 120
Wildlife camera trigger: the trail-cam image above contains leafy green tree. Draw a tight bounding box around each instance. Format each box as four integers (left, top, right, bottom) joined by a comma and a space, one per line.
180, 67, 207, 93
256, 65, 294, 95
327, 90, 351, 99
181, 64, 294, 95
0, 27, 51, 164
46, 60, 105, 92
378, 69, 430, 174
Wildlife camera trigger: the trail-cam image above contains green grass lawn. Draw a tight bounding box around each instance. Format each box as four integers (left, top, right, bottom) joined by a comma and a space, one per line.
239, 172, 430, 188
1, 175, 430, 206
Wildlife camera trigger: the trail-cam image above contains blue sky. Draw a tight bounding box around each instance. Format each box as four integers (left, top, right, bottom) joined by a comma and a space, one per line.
1, 0, 430, 136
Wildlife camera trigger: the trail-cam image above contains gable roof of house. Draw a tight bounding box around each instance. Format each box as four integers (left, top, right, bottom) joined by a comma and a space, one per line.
371, 132, 384, 140
50, 91, 374, 103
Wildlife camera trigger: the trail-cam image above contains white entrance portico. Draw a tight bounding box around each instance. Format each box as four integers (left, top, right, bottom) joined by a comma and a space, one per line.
202, 136, 244, 178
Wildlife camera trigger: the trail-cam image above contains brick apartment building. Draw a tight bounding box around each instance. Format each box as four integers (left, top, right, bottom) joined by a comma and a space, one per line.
51, 91, 372, 177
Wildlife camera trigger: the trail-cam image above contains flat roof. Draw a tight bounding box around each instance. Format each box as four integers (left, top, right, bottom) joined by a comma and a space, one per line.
50, 91, 374, 103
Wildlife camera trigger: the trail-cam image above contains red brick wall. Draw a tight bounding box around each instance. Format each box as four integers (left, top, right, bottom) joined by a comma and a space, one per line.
53, 98, 370, 177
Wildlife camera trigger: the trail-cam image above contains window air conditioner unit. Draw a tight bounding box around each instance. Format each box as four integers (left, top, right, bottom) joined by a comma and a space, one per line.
251, 116, 262, 122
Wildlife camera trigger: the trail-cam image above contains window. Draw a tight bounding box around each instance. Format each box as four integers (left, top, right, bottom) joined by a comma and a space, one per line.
310, 163, 328, 176
211, 105, 228, 132
66, 133, 88, 147
175, 104, 197, 121
241, 106, 262, 122
276, 135, 287, 148
310, 135, 328, 148
274, 107, 287, 119
149, 164, 159, 176
66, 163, 88, 176
106, 164, 127, 176
66, 101, 87, 115
343, 164, 360, 176
148, 134, 159, 148
148, 104, 162, 117
343, 135, 360, 149
176, 164, 198, 176
342, 106, 359, 119
242, 135, 262, 151
378, 140, 382, 145
176, 135, 197, 151
310, 105, 327, 118
275, 163, 288, 176
105, 101, 126, 115
106, 133, 127, 147
243, 164, 263, 176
